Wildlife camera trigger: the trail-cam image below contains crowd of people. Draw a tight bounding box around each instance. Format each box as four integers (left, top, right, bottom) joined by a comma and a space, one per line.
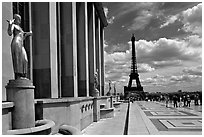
164, 94, 202, 108
144, 91, 202, 108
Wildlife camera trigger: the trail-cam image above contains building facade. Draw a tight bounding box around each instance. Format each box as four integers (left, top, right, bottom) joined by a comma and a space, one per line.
2, 2, 114, 134
2, 2, 107, 100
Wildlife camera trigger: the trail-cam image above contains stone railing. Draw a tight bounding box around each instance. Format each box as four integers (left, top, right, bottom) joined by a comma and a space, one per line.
2, 95, 116, 134
2, 101, 14, 134
34, 97, 94, 134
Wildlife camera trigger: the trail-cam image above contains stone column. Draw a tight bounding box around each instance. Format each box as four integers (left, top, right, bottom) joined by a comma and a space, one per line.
95, 15, 101, 96
49, 2, 58, 98
98, 18, 102, 96
72, 2, 78, 97
76, 2, 89, 97
100, 24, 105, 96
88, 3, 97, 97
6, 79, 35, 129
85, 2, 89, 97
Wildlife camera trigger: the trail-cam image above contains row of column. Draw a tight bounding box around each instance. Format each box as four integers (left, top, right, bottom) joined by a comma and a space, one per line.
31, 2, 105, 98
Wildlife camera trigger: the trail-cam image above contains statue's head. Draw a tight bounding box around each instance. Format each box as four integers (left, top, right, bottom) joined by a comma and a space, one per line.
94, 72, 98, 77
14, 14, 21, 25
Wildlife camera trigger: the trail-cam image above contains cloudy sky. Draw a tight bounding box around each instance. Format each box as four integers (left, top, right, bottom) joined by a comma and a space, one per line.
102, 2, 202, 94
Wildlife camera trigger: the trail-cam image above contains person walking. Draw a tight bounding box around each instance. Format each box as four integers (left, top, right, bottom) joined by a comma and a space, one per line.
165, 96, 169, 107
194, 94, 199, 105
183, 95, 187, 107
199, 93, 202, 105
178, 96, 182, 107
187, 95, 191, 107
173, 95, 178, 108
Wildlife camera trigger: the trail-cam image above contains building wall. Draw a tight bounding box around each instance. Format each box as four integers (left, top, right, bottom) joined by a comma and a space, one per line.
2, 3, 13, 101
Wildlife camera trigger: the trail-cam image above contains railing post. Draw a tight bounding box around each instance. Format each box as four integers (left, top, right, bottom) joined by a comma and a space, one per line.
93, 97, 100, 121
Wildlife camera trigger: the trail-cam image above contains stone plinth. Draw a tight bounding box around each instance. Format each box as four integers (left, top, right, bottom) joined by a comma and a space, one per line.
6, 79, 35, 129
93, 97, 100, 122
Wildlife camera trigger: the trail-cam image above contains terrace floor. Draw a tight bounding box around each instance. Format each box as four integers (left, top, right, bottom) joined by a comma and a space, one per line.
82, 101, 202, 135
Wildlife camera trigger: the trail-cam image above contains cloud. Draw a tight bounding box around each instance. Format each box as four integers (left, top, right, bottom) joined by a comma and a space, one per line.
136, 37, 201, 64
138, 63, 155, 73
152, 74, 165, 79
160, 14, 179, 28
104, 42, 130, 53
141, 70, 201, 88
152, 60, 182, 68
185, 35, 202, 48
108, 3, 162, 31
182, 66, 202, 76
158, 3, 202, 36
104, 50, 131, 82
141, 78, 156, 84
170, 75, 199, 83
182, 3, 202, 36
141, 75, 167, 87
128, 10, 153, 31
114, 2, 155, 18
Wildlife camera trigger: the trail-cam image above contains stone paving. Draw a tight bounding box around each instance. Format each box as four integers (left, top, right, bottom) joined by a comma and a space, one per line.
82, 101, 202, 135
81, 103, 128, 135
136, 101, 202, 135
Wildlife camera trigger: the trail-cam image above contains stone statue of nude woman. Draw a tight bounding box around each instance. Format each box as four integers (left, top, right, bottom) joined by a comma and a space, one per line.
7, 14, 32, 79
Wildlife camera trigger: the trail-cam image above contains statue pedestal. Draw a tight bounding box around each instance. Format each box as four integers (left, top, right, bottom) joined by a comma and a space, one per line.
92, 89, 99, 97
6, 79, 35, 129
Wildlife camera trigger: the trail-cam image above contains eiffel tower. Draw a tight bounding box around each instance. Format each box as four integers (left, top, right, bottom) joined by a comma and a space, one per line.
124, 34, 144, 100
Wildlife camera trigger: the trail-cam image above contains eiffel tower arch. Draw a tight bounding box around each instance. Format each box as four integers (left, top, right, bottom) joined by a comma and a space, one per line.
124, 34, 145, 100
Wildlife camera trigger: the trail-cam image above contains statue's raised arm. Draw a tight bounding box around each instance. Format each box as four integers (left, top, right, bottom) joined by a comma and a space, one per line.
7, 14, 32, 79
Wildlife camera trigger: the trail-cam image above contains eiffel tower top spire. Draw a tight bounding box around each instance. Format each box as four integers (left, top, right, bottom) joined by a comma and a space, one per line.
131, 34, 137, 74
131, 34, 135, 41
